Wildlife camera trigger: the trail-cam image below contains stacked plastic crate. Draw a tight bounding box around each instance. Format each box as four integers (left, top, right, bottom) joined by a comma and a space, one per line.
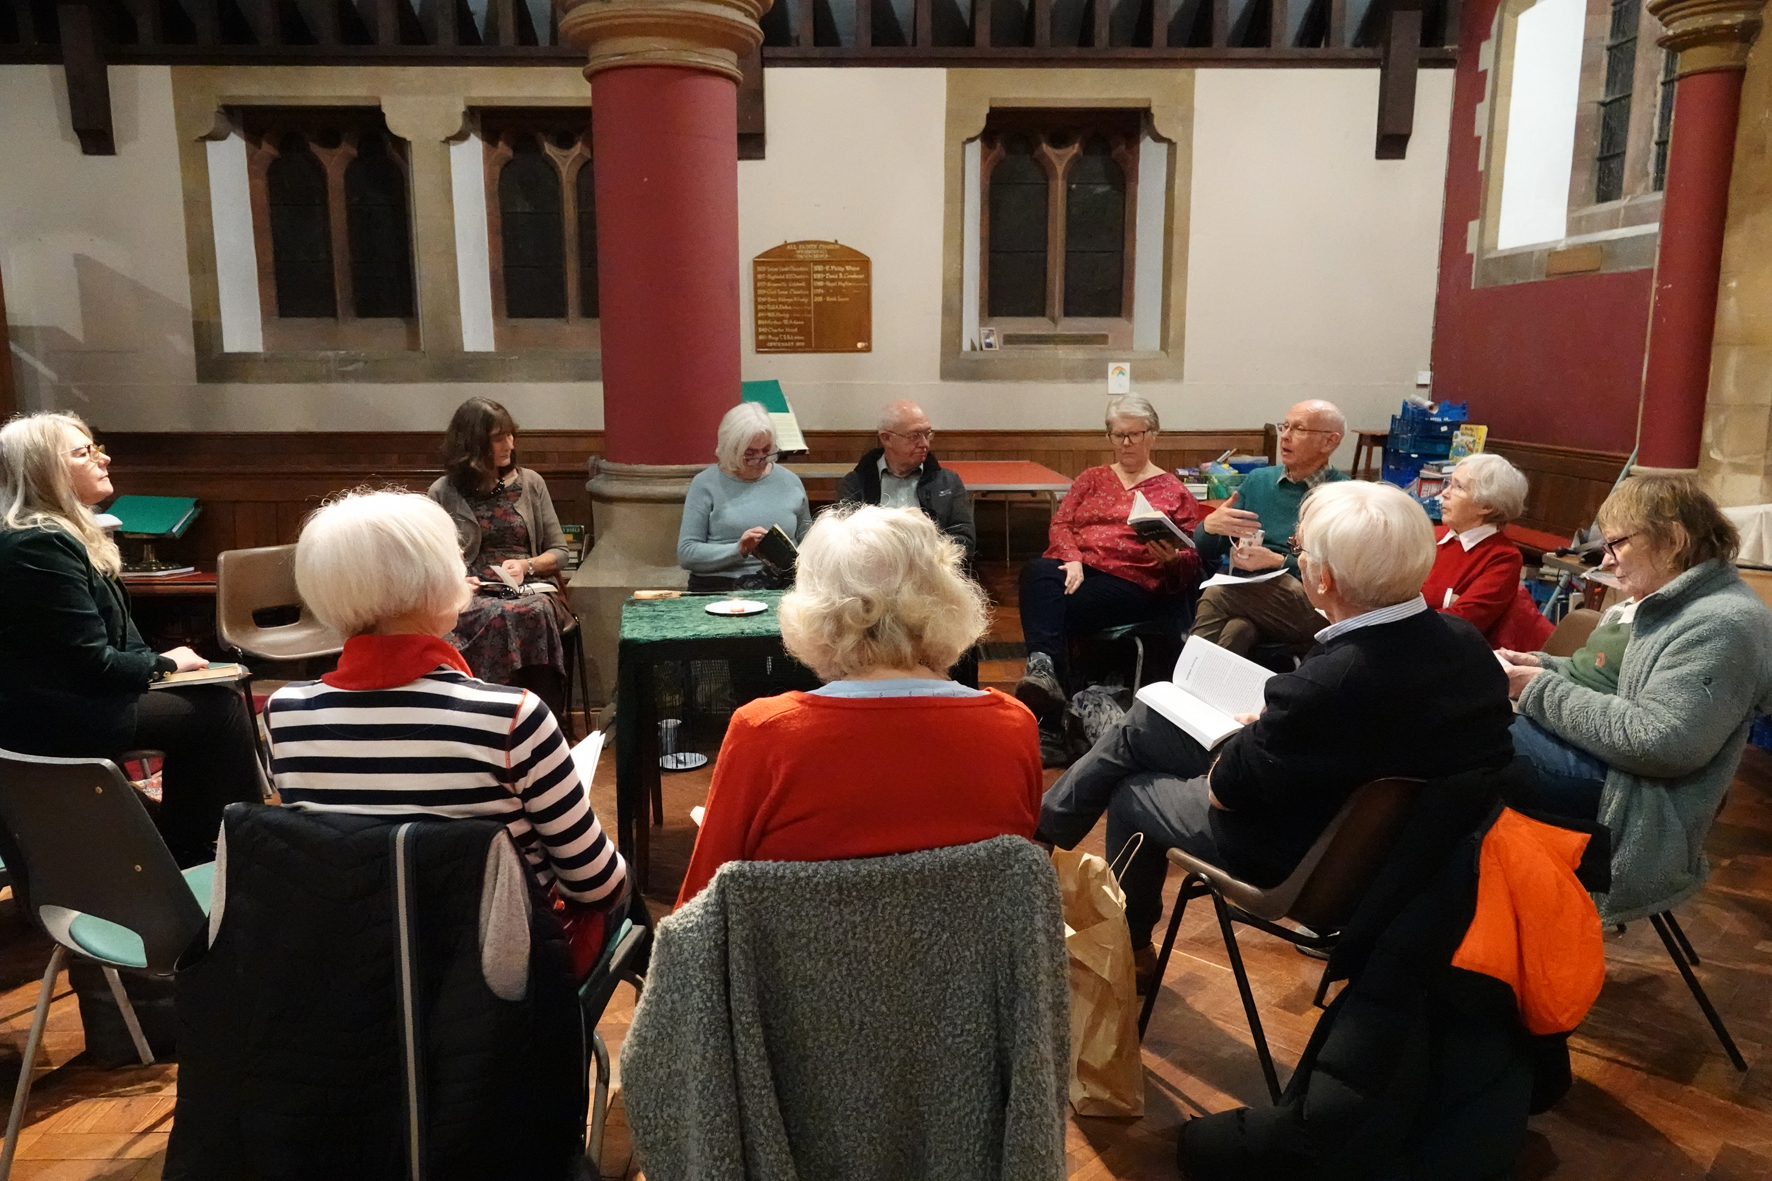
1381, 400, 1468, 490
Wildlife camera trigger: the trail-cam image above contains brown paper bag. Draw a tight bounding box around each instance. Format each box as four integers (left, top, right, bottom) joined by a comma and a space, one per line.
1052, 843, 1145, 1117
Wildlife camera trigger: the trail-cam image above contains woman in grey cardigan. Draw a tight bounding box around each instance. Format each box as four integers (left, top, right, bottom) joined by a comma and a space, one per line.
1498, 475, 1772, 923
427, 398, 573, 713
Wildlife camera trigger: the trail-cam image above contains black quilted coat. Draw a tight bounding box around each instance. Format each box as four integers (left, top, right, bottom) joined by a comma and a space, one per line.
164, 804, 587, 1181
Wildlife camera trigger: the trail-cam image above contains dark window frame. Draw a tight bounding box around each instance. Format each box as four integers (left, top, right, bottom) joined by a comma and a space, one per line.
979, 108, 1140, 348
479, 108, 600, 353
242, 107, 419, 353
1594, 0, 1639, 203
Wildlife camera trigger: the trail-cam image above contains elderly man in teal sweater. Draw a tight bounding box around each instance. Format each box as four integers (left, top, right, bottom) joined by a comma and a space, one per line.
1192, 399, 1348, 656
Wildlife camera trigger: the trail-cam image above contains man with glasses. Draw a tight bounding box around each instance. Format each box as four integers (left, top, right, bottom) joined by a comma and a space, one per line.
1191, 399, 1348, 658
837, 400, 977, 565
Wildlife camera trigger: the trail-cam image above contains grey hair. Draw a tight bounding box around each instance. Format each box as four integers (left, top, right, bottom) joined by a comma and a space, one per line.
1105, 395, 1160, 433
1296, 481, 1434, 611
0, 412, 121, 577
295, 490, 472, 638
779, 504, 988, 681
877, 399, 927, 433
713, 402, 776, 476
1454, 453, 1528, 524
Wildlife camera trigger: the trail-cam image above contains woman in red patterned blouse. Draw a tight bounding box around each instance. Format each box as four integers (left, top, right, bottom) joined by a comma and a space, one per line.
1016, 395, 1204, 735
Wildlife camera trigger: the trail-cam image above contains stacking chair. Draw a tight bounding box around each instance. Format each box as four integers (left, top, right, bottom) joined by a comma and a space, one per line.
1071, 619, 1174, 695
560, 618, 594, 740
1540, 607, 1602, 657
0, 750, 212, 1181
216, 543, 345, 768
580, 895, 650, 1167
1137, 777, 1424, 1102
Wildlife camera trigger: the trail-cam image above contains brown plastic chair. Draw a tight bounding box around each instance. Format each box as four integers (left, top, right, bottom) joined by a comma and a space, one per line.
1136, 777, 1424, 1101
1541, 607, 1602, 657
217, 545, 345, 770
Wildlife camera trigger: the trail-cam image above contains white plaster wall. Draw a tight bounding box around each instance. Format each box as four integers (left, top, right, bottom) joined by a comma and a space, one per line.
0, 65, 601, 431
2, 64, 1453, 447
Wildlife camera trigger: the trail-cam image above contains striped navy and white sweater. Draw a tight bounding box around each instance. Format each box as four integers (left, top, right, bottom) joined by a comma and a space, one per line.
265, 669, 626, 905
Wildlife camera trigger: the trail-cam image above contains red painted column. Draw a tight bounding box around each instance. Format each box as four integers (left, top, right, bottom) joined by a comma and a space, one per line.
1637, 69, 1748, 470
592, 66, 742, 467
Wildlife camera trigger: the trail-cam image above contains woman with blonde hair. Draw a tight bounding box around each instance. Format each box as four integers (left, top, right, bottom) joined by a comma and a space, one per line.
0, 412, 261, 864
676, 401, 811, 592
676, 505, 1042, 905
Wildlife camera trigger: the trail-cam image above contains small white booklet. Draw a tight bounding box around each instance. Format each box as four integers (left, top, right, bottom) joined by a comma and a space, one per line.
488, 565, 559, 594
1134, 636, 1275, 749
569, 730, 605, 784
1200, 569, 1290, 590
1128, 491, 1193, 545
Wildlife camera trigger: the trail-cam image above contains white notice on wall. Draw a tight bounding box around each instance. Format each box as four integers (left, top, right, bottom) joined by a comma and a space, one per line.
1108, 362, 1131, 394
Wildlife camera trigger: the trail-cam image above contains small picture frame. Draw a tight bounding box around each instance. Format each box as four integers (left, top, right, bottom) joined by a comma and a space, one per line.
979, 326, 999, 351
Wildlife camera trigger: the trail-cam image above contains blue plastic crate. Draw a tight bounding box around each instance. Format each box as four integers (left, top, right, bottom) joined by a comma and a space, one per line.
1389, 438, 1454, 459
1382, 455, 1426, 488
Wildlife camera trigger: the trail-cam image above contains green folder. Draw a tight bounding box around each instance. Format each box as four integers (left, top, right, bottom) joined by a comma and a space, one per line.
740, 380, 806, 453
106, 495, 200, 538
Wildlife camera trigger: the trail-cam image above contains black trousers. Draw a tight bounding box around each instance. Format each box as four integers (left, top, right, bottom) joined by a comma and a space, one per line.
116, 685, 264, 867
1018, 558, 1192, 682
1038, 700, 1228, 947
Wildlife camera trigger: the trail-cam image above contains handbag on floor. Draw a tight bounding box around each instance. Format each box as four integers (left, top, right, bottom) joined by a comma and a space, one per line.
1052, 837, 1145, 1117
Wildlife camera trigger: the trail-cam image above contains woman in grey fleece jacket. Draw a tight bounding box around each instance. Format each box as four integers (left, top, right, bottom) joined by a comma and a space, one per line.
1500, 475, 1772, 924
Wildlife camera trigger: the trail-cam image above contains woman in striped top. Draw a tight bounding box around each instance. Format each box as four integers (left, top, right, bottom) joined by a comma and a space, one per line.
266, 490, 626, 973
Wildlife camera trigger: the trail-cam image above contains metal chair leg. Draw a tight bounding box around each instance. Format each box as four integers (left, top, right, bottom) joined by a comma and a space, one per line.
1, 945, 65, 1180
1137, 874, 1204, 1039
1210, 888, 1283, 1103
1131, 637, 1146, 694
100, 967, 154, 1067
1661, 910, 1701, 966
587, 1029, 611, 1167
1650, 912, 1746, 1072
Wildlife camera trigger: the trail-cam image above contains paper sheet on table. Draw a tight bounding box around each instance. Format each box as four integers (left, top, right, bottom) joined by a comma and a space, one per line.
570, 731, 604, 784
1200, 569, 1289, 589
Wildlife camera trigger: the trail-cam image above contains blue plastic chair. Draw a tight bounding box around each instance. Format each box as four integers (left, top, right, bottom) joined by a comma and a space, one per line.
0, 749, 211, 1180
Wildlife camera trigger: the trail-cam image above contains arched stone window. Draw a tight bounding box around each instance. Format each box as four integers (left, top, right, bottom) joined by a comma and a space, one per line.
479, 111, 599, 350
265, 133, 335, 318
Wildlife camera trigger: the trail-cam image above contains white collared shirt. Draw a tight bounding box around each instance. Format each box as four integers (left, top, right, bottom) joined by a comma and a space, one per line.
1438, 523, 1499, 552
1313, 594, 1430, 645
876, 456, 921, 511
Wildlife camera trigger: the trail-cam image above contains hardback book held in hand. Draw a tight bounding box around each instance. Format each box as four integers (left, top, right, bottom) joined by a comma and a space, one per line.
1133, 636, 1273, 749
754, 525, 799, 576
1127, 492, 1194, 546
151, 662, 248, 690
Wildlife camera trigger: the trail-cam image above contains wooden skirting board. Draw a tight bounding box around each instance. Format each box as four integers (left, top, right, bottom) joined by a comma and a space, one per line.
98, 428, 1620, 569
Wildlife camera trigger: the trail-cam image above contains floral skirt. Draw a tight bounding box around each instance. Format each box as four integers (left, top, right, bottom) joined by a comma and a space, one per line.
449, 591, 569, 686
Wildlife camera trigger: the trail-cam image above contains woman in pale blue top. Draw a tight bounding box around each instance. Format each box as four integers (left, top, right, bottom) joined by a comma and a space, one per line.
678, 402, 812, 592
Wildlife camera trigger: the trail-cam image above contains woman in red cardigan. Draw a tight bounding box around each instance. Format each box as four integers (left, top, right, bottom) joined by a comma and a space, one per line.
1425, 453, 1553, 650
676, 505, 1043, 907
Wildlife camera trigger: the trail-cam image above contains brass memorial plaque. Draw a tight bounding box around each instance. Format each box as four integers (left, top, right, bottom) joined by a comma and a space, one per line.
752, 241, 872, 354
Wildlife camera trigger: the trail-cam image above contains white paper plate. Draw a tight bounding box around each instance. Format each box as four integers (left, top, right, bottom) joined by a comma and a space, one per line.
705, 598, 769, 616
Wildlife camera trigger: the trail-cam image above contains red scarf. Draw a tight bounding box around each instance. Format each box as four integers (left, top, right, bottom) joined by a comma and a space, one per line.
322, 633, 473, 691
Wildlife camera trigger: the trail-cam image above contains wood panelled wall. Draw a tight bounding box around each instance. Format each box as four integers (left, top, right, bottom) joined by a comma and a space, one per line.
99, 428, 1620, 568
1485, 438, 1631, 540
101, 428, 1277, 569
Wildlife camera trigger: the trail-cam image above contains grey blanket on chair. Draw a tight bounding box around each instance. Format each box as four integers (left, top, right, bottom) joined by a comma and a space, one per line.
622, 836, 1071, 1181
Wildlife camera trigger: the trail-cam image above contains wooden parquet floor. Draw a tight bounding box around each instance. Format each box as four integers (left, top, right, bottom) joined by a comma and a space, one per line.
2, 557, 1769, 1179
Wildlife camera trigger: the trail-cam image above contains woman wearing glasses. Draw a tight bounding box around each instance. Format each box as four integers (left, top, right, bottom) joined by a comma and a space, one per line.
429, 397, 574, 715
677, 401, 812, 592
0, 412, 262, 865
1499, 475, 1772, 924
1016, 395, 1203, 754
1423, 452, 1553, 649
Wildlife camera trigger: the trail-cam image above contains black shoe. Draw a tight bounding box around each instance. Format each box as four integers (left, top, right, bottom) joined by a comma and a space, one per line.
1016, 651, 1067, 722
1039, 725, 1074, 769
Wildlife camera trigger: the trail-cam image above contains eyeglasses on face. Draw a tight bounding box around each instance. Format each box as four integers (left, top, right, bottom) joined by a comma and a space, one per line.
742, 448, 779, 463
68, 442, 107, 462
1275, 422, 1333, 437
887, 429, 935, 443
1108, 430, 1150, 445
1601, 532, 1637, 560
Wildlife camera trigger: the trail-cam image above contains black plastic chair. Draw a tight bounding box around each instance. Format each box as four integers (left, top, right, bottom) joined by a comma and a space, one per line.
1137, 778, 1424, 1102
0, 749, 211, 1180
580, 892, 650, 1166
561, 617, 594, 740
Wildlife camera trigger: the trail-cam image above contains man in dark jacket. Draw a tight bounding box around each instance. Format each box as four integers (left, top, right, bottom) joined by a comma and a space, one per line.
1038, 482, 1516, 964
836, 400, 976, 564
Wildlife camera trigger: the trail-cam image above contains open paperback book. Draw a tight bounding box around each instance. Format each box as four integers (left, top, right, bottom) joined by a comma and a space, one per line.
1134, 636, 1274, 749
569, 730, 605, 784
753, 525, 799, 576
487, 565, 559, 594
1128, 491, 1194, 545
151, 662, 247, 690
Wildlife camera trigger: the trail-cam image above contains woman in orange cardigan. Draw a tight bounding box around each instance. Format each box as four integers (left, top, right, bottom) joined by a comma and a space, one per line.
677, 505, 1042, 907
1424, 453, 1553, 651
